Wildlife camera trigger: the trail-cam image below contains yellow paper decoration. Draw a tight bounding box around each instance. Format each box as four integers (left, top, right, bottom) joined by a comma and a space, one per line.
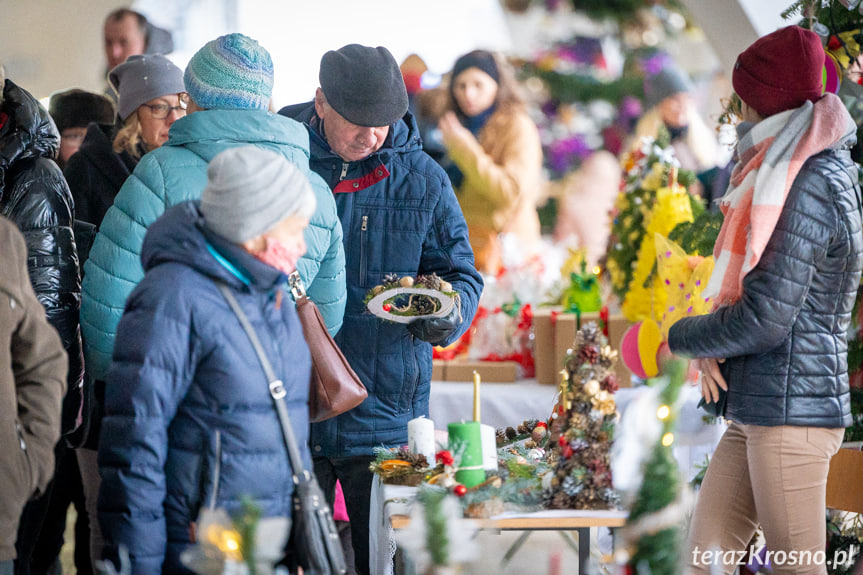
829, 30, 861, 70
621, 185, 694, 322
654, 234, 715, 339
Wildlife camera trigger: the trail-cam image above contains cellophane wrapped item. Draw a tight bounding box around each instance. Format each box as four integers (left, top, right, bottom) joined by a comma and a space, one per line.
464, 235, 568, 377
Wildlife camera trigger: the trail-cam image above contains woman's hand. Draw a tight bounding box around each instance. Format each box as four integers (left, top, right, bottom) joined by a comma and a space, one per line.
694, 357, 727, 403
438, 111, 476, 153
657, 342, 699, 383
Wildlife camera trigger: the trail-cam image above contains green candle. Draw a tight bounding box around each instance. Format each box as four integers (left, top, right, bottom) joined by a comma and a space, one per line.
447, 421, 485, 487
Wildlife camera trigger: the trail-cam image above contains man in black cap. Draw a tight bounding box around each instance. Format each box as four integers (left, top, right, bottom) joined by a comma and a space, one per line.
280, 44, 483, 575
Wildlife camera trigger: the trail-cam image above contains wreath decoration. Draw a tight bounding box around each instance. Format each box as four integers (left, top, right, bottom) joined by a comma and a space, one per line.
365, 273, 460, 324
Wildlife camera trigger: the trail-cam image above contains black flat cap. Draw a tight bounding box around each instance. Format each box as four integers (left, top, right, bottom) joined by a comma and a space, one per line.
319, 44, 409, 127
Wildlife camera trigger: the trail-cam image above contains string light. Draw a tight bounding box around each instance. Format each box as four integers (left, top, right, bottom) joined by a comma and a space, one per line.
206, 526, 243, 560
592, 265, 602, 275
662, 433, 674, 447
656, 405, 671, 420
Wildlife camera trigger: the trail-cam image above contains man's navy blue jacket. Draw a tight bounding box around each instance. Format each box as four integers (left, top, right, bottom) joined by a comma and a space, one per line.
280, 103, 483, 457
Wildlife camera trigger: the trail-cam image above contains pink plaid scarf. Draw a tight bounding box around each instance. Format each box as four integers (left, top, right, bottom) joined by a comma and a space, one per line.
705, 94, 856, 307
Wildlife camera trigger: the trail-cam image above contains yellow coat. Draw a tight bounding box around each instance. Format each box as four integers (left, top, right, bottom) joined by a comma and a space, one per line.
446, 105, 543, 273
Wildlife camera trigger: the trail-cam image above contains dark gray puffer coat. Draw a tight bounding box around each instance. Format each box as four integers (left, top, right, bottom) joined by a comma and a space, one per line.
669, 146, 863, 428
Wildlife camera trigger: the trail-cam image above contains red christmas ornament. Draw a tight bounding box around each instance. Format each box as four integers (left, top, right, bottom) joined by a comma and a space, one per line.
558, 435, 567, 447
453, 484, 467, 497
535, 421, 548, 430
563, 445, 574, 459
436, 450, 454, 466
828, 35, 843, 51
383, 303, 392, 312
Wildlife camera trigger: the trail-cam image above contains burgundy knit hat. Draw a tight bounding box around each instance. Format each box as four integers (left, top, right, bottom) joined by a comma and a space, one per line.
732, 26, 824, 118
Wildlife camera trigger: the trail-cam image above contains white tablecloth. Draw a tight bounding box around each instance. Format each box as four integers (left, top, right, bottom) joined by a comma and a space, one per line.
429, 378, 725, 481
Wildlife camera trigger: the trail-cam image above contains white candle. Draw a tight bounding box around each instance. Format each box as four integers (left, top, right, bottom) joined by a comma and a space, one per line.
480, 423, 498, 471
407, 416, 436, 467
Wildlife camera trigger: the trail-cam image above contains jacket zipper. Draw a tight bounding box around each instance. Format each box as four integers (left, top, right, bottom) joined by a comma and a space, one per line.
339, 162, 349, 181
15, 421, 26, 451
360, 215, 368, 284
207, 430, 222, 510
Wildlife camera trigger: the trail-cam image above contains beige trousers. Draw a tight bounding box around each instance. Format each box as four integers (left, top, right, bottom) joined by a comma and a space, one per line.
688, 422, 844, 575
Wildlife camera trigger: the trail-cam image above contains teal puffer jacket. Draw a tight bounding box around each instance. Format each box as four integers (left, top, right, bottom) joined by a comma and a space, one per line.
81, 109, 346, 380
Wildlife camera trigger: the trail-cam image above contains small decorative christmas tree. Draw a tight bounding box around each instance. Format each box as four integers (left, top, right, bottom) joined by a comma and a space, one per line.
546, 321, 620, 510
624, 358, 688, 574
605, 130, 700, 323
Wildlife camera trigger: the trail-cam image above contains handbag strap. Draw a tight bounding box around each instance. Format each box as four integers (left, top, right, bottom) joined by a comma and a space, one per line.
216, 282, 309, 481
287, 270, 307, 303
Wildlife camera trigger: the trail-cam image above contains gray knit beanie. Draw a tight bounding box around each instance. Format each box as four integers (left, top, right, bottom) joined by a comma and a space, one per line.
200, 146, 316, 243
109, 54, 185, 120
644, 67, 693, 110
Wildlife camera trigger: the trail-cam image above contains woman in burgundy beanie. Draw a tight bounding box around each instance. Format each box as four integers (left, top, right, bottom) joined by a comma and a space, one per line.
666, 25, 862, 574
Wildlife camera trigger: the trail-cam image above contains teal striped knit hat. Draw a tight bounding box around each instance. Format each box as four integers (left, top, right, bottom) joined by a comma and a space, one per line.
184, 33, 273, 110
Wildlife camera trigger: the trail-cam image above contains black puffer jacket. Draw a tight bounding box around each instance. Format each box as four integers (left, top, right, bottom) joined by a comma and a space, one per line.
0, 79, 84, 433
64, 122, 138, 228
669, 147, 863, 428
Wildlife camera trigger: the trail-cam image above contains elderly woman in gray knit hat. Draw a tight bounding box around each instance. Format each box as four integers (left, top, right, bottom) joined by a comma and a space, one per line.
98, 146, 318, 573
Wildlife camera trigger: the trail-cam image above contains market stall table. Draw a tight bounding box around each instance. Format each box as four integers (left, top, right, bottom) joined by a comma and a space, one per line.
370, 479, 627, 575
429, 377, 724, 481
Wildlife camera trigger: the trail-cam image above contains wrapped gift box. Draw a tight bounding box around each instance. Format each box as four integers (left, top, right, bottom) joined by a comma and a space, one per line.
535, 308, 634, 387
432, 359, 446, 381
533, 306, 562, 385
431, 359, 519, 382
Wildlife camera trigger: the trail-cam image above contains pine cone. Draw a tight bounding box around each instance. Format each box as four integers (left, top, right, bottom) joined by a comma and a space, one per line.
562, 475, 584, 497
415, 273, 442, 290
579, 345, 600, 364
603, 488, 620, 507
569, 414, 588, 429
414, 297, 435, 315
517, 423, 528, 435
580, 321, 600, 343
531, 426, 548, 444
573, 330, 585, 350
549, 491, 571, 509
383, 273, 400, 286
505, 426, 518, 440
570, 438, 589, 452
495, 428, 506, 446
601, 374, 619, 393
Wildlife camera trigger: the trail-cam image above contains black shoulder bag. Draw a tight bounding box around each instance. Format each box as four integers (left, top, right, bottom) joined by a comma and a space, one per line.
216, 283, 347, 575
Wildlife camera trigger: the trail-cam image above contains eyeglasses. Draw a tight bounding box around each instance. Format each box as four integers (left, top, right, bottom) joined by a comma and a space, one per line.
140, 94, 189, 120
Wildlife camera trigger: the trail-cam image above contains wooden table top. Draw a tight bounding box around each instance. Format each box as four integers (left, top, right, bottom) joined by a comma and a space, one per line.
390, 510, 628, 530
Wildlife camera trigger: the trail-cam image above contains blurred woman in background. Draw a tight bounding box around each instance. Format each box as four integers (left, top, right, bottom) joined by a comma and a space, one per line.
65, 53, 186, 228
434, 49, 543, 274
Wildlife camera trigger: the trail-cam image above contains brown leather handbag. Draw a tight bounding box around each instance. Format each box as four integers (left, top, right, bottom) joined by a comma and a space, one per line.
289, 272, 367, 422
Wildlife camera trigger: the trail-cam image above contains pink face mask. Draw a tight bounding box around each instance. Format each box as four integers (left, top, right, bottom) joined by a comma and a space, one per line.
252, 236, 304, 275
